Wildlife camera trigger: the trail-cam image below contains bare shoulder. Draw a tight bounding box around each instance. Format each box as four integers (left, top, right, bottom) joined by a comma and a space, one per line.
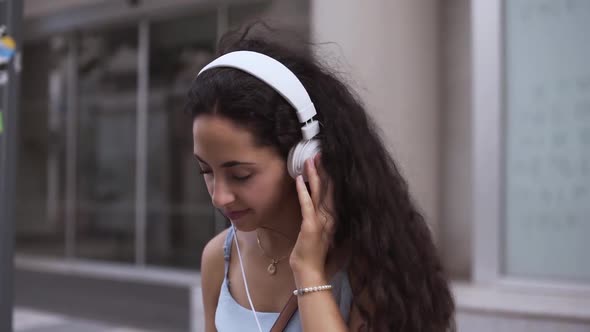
201, 228, 231, 331
201, 227, 230, 283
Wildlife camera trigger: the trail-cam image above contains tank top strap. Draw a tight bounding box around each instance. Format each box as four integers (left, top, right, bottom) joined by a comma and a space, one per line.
339, 271, 354, 318
222, 226, 235, 279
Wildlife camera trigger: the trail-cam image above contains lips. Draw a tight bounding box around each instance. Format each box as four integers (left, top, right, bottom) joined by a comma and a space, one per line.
226, 209, 250, 220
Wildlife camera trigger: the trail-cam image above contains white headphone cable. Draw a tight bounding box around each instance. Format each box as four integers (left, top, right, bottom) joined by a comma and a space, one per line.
232, 225, 264, 332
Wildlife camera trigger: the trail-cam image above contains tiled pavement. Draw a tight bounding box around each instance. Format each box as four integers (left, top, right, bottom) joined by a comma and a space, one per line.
13, 307, 154, 332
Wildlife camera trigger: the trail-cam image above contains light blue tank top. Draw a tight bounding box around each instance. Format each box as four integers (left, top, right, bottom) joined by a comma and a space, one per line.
215, 227, 353, 331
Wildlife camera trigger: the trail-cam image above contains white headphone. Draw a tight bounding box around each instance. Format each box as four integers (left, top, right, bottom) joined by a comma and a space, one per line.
197, 50, 321, 179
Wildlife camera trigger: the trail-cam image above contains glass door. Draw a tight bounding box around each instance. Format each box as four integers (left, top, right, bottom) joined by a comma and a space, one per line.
74, 26, 138, 263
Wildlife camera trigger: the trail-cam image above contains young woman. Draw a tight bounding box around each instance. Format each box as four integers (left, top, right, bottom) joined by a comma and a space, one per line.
190, 25, 455, 332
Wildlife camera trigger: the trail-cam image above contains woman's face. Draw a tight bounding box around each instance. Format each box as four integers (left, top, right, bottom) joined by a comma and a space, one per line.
192, 114, 297, 232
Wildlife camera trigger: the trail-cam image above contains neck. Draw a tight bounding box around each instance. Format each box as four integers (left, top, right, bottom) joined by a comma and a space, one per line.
256, 196, 301, 255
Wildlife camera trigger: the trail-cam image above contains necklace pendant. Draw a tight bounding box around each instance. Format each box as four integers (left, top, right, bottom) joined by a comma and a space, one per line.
267, 262, 277, 275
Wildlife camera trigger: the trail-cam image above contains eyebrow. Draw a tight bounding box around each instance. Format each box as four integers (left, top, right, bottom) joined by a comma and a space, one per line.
194, 154, 256, 168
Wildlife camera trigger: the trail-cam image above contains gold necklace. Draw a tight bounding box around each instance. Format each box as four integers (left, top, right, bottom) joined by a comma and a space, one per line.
256, 232, 291, 275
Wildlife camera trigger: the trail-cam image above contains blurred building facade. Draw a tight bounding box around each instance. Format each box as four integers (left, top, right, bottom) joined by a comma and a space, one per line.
12, 0, 590, 331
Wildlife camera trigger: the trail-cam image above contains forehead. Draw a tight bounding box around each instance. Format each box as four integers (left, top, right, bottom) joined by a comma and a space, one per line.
192, 115, 262, 161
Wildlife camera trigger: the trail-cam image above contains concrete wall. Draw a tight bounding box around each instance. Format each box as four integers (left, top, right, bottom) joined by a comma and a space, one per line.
24, 0, 107, 18
310, 0, 442, 236
440, 0, 473, 280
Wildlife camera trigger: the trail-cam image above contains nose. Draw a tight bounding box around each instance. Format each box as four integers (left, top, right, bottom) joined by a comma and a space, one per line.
210, 178, 235, 208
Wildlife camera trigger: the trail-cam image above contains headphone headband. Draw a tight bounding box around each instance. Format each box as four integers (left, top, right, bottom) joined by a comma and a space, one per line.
197, 51, 320, 140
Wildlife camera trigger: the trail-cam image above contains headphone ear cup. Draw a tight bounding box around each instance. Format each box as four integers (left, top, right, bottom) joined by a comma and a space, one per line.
287, 139, 321, 179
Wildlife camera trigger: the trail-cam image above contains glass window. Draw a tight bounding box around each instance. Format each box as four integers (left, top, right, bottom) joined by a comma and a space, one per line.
75, 26, 138, 263
16, 6, 279, 268
504, 0, 590, 282
146, 13, 219, 269
15, 39, 67, 257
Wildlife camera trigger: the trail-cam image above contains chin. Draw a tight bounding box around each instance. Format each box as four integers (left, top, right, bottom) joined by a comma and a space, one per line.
229, 215, 258, 233
231, 223, 258, 233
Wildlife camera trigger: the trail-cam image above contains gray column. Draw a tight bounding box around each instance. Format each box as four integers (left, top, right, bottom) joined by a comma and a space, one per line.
135, 20, 149, 266
310, 0, 442, 236
0, 0, 23, 331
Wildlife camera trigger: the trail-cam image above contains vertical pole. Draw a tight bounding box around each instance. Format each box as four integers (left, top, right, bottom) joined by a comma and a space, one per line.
0, 0, 23, 331
135, 20, 149, 266
64, 34, 78, 259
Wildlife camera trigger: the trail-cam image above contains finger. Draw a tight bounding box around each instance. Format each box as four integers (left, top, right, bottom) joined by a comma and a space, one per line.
295, 175, 315, 221
305, 158, 321, 209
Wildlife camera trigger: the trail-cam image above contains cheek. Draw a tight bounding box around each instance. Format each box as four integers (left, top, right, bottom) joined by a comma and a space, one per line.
248, 172, 293, 207
237, 180, 267, 204
204, 177, 214, 196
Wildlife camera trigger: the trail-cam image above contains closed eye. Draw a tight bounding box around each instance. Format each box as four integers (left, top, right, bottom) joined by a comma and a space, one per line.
199, 169, 251, 182
232, 174, 252, 181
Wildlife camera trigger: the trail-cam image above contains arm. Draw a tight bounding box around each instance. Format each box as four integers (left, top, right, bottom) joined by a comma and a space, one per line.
293, 270, 348, 331
200, 229, 228, 332
293, 267, 370, 331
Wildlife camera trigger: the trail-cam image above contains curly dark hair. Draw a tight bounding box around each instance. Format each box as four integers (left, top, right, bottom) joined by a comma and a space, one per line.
186, 23, 455, 332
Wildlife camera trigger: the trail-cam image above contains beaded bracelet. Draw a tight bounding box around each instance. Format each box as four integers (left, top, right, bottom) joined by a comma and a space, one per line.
293, 284, 332, 296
